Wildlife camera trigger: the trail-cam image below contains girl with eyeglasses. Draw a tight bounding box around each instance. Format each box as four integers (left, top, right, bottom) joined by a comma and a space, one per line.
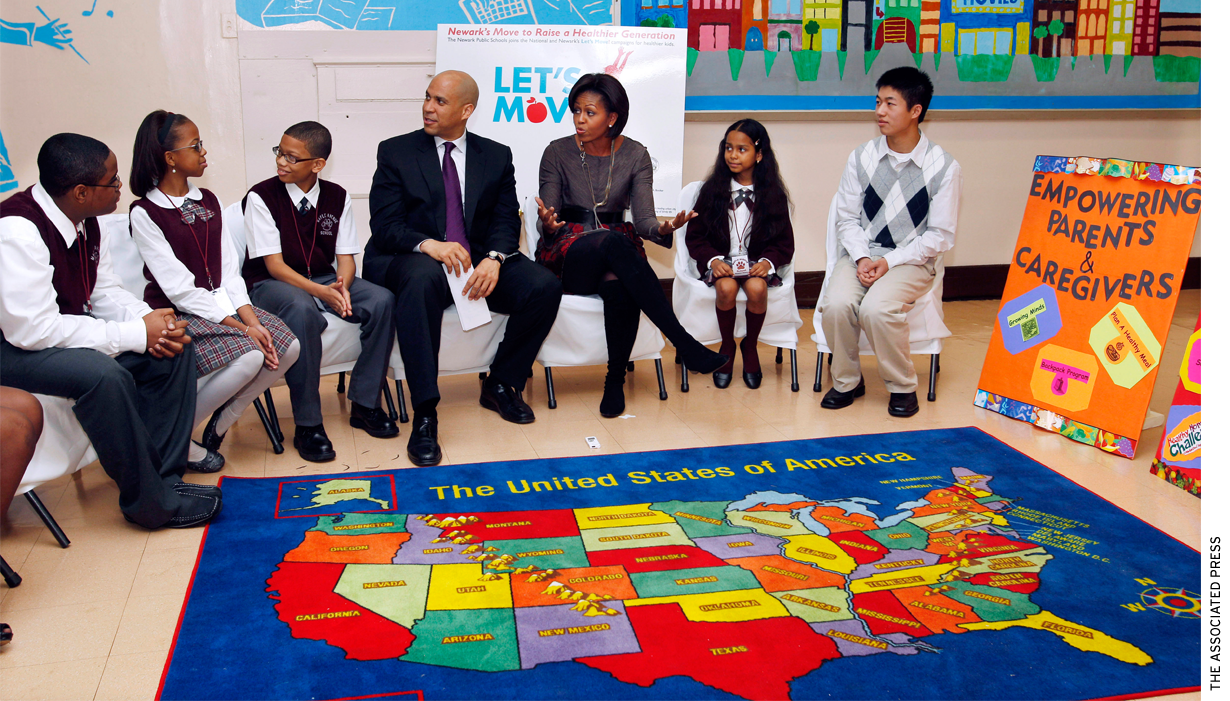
129, 110, 300, 472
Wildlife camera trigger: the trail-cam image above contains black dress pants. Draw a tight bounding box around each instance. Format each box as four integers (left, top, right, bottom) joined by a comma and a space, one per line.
376, 253, 562, 409
0, 340, 197, 528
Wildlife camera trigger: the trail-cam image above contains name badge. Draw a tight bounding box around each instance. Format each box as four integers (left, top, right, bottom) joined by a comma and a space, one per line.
212, 287, 239, 317
730, 255, 751, 278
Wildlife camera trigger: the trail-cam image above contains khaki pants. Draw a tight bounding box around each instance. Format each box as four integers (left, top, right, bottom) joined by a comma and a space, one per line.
819, 256, 935, 394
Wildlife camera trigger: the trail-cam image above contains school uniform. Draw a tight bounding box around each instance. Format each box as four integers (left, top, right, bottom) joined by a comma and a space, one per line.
242, 176, 395, 426
685, 180, 795, 287
0, 184, 199, 528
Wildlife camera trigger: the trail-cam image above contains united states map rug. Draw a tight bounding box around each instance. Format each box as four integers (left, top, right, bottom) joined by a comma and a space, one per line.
157, 427, 1199, 701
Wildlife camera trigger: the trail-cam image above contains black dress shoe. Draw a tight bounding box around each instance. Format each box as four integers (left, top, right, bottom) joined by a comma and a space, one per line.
680, 345, 729, 375
408, 417, 442, 466
293, 425, 336, 462
479, 377, 535, 424
743, 372, 763, 390
174, 481, 222, 499
201, 406, 226, 452
713, 371, 733, 389
821, 377, 866, 409
888, 391, 920, 418
125, 492, 221, 529
599, 376, 625, 418
350, 403, 400, 438
187, 443, 225, 473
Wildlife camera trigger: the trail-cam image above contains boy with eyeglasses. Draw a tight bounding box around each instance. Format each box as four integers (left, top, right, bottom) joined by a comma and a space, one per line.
242, 121, 398, 462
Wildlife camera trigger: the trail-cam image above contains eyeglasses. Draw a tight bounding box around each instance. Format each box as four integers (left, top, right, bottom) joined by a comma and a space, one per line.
272, 146, 316, 165
78, 174, 122, 190
169, 141, 205, 154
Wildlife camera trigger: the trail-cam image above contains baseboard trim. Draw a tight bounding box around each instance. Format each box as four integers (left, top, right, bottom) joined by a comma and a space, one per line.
659, 257, 1199, 308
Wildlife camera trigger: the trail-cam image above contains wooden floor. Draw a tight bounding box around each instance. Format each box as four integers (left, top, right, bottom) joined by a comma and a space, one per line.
0, 292, 1201, 700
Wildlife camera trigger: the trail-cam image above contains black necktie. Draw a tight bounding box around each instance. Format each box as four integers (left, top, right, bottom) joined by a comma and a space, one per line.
297, 197, 311, 216
732, 188, 754, 210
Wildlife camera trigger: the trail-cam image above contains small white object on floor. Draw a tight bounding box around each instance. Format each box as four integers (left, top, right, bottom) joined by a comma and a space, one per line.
1143, 410, 1165, 430
617, 414, 636, 419
585, 436, 601, 449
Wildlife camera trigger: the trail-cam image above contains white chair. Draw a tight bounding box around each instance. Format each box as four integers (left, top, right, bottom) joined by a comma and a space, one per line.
671, 181, 803, 392
810, 195, 949, 401
522, 198, 669, 409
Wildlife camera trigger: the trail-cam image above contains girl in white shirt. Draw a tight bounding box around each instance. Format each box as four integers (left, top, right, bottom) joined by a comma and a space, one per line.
129, 110, 300, 471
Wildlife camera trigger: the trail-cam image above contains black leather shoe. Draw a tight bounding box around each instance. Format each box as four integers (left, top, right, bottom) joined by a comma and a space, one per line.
408, 417, 442, 466
713, 371, 733, 389
599, 377, 625, 418
888, 391, 920, 418
680, 345, 729, 375
187, 443, 225, 473
821, 377, 866, 409
293, 425, 336, 462
479, 377, 535, 424
174, 481, 221, 499
201, 406, 226, 452
126, 492, 221, 529
350, 403, 400, 438
743, 372, 763, 389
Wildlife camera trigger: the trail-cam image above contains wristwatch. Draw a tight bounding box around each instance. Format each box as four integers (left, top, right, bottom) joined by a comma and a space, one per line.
486, 251, 506, 265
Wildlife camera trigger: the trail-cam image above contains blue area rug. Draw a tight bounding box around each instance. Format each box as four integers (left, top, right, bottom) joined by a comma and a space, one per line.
158, 427, 1199, 701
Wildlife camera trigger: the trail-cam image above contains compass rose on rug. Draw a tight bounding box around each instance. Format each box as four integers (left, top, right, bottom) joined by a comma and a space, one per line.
1139, 586, 1200, 618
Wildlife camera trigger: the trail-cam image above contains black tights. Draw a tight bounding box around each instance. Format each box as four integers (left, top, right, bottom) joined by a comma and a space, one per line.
561, 231, 704, 378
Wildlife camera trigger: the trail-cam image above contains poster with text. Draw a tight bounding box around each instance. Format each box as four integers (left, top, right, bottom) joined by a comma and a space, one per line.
436, 25, 687, 217
1151, 315, 1200, 496
975, 156, 1201, 459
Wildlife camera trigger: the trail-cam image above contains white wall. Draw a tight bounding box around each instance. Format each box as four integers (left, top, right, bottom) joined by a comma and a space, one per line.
0, 2, 1200, 284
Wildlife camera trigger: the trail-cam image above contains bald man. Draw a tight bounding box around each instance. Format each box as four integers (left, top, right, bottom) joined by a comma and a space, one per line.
365, 70, 562, 466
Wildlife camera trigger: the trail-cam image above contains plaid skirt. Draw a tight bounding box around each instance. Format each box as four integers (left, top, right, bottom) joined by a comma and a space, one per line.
178, 307, 297, 377
534, 221, 646, 279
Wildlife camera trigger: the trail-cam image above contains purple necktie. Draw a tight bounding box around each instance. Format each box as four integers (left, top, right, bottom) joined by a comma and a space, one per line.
442, 141, 469, 253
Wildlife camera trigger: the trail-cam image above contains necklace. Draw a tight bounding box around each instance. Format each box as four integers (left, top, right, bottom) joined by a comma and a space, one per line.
75, 224, 94, 315
159, 187, 216, 290
578, 138, 616, 226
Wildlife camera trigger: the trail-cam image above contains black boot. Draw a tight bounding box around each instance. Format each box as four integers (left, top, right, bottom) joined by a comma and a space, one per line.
598, 280, 639, 418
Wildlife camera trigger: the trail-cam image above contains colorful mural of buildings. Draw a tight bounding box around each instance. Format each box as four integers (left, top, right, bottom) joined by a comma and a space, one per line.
635, 0, 688, 28
801, 0, 842, 50
1157, 0, 1199, 57
1132, 0, 1160, 56
769, 0, 803, 51
875, 0, 920, 52
689, 0, 743, 50
1032, 0, 1077, 56
941, 0, 1033, 56
1076, 0, 1109, 55
1106, 0, 1135, 54
842, 0, 873, 52
919, 0, 940, 53
743, 0, 771, 49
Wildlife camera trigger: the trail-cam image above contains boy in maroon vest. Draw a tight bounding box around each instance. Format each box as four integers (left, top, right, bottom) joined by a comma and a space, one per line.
243, 121, 398, 462
0, 133, 221, 529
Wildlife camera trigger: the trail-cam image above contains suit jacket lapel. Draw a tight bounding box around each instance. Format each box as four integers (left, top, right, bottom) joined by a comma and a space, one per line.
415, 132, 447, 239
463, 135, 485, 236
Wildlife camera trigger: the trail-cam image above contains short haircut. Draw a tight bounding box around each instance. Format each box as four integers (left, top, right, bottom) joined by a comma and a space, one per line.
876, 66, 934, 123
37, 133, 111, 198
568, 73, 630, 138
284, 121, 332, 160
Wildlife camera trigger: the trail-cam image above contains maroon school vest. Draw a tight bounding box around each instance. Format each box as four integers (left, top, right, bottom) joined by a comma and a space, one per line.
241, 177, 346, 288
0, 187, 100, 316
131, 189, 224, 312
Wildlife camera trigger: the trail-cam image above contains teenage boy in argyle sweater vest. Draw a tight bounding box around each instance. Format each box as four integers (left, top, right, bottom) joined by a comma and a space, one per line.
820, 67, 962, 418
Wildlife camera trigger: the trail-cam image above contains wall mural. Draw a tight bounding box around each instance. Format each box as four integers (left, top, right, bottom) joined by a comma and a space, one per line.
236, 0, 612, 30
628, 0, 1200, 110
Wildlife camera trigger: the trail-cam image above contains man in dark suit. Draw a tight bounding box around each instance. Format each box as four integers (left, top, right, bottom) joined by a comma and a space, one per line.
365, 70, 562, 466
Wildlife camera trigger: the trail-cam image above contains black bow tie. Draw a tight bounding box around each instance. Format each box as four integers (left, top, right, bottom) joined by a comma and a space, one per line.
732, 188, 754, 210
297, 197, 312, 215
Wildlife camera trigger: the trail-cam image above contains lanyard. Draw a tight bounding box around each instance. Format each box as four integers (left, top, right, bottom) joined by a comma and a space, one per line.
290, 195, 320, 279
730, 190, 753, 255
159, 188, 216, 290
75, 224, 94, 315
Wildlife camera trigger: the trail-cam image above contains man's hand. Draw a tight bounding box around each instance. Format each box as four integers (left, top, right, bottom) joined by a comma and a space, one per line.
710, 259, 734, 278
463, 258, 500, 300
749, 260, 772, 278
421, 239, 472, 277
313, 281, 350, 318
535, 197, 566, 235
144, 309, 191, 357
857, 257, 889, 287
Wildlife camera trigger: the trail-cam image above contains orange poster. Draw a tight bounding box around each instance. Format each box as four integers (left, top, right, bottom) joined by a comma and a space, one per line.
975, 156, 1200, 459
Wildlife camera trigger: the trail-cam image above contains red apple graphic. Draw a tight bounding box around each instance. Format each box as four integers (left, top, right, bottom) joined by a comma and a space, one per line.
526, 97, 548, 123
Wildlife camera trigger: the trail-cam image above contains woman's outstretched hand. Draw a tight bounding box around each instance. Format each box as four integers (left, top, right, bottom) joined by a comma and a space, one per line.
535, 197, 566, 235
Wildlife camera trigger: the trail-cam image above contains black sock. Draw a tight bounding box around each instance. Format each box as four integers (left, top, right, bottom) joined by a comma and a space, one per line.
413, 398, 439, 422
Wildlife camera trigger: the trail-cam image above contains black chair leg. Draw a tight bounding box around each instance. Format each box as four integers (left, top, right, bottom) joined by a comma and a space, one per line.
627, 361, 635, 373
25, 491, 69, 548
680, 361, 690, 393
776, 348, 783, 364
381, 380, 397, 417
336, 372, 346, 394
544, 367, 557, 409
654, 359, 668, 400
790, 349, 799, 392
394, 380, 409, 423
928, 354, 939, 402
252, 396, 284, 454
1, 555, 20, 588
263, 389, 284, 442
813, 351, 823, 392
479, 371, 487, 382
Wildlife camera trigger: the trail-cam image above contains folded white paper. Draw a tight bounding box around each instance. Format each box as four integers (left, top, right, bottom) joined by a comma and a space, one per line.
444, 264, 492, 331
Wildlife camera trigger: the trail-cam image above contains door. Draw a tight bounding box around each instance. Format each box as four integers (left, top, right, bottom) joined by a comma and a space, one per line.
746, 26, 765, 50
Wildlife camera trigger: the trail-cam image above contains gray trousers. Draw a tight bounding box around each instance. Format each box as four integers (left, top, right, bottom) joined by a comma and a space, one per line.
250, 275, 395, 426
819, 256, 935, 394
0, 340, 196, 528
